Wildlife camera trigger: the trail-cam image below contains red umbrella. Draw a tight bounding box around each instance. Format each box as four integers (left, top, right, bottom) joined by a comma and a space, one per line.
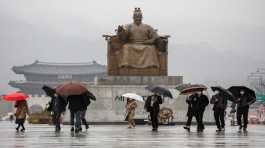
3, 91, 29, 101
56, 82, 88, 97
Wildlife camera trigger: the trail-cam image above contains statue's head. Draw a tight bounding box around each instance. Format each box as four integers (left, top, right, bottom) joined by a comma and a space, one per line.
133, 8, 142, 25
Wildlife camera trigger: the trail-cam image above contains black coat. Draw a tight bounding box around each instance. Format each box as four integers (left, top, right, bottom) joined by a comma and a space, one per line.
50, 95, 67, 113
144, 95, 163, 113
210, 93, 227, 110
67, 94, 87, 112
82, 94, 91, 110
186, 93, 209, 116
236, 94, 256, 108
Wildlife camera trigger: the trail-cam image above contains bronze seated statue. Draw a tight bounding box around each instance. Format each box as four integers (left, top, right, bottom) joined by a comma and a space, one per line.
103, 8, 169, 76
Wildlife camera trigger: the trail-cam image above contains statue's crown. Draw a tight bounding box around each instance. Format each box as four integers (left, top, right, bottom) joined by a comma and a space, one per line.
133, 7, 142, 18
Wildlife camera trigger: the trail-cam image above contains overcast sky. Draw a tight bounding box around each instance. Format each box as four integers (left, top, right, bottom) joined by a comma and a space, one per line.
0, 0, 265, 94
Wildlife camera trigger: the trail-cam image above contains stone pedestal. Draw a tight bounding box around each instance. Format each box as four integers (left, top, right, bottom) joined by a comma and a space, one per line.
62, 84, 213, 123
97, 76, 183, 85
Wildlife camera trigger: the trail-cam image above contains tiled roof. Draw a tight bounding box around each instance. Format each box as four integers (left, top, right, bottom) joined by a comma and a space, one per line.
12, 60, 107, 75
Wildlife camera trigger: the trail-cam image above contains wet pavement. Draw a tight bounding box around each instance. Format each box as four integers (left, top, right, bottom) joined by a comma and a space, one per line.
0, 121, 265, 148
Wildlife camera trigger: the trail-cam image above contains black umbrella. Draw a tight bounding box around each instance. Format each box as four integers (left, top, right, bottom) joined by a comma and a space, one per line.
228, 86, 256, 99
211, 86, 236, 102
42, 85, 56, 98
145, 85, 173, 98
83, 91, 96, 101
175, 84, 207, 95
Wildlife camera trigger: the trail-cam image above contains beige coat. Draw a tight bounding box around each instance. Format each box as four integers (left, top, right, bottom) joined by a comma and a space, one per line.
15, 100, 30, 119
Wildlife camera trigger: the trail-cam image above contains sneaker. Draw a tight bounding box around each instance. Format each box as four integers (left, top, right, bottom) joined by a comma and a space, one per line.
16, 127, 19, 132
221, 128, 225, 132
20, 128, 25, 132
152, 128, 158, 132
243, 127, 247, 132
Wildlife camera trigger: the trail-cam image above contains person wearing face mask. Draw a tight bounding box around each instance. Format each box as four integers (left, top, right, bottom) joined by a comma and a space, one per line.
183, 93, 198, 132
234, 90, 256, 132
184, 91, 209, 132
144, 93, 163, 131
210, 90, 227, 132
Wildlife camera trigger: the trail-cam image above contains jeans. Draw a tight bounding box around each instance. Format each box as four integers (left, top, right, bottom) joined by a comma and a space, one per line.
80, 110, 88, 128
70, 110, 82, 129
52, 112, 61, 130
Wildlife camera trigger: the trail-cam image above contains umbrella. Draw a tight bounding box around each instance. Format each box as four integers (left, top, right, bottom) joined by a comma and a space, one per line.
228, 86, 256, 99
121, 93, 144, 102
3, 91, 29, 101
145, 85, 173, 98
56, 82, 87, 97
175, 84, 207, 95
42, 85, 56, 98
83, 91, 96, 101
211, 86, 236, 102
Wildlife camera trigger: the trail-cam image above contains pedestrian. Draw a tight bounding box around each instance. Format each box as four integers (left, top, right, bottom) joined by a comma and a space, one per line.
144, 93, 163, 131
42, 85, 65, 132
125, 98, 137, 128
197, 91, 209, 132
183, 92, 209, 132
52, 94, 67, 132
210, 90, 227, 132
80, 93, 91, 131
183, 94, 198, 132
234, 90, 256, 132
14, 100, 30, 132
68, 94, 84, 133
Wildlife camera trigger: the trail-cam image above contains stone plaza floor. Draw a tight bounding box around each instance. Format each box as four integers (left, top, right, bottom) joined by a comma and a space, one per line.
0, 121, 265, 148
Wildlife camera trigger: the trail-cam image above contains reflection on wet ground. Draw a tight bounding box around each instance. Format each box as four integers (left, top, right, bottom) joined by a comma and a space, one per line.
0, 121, 264, 148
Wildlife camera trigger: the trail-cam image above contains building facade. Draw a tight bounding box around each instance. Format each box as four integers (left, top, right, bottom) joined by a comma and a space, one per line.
9, 60, 107, 95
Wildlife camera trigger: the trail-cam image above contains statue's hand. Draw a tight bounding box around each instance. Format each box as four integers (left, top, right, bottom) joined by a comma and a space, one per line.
143, 39, 154, 44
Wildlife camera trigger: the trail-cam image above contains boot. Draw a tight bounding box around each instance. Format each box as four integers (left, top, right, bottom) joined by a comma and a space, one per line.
70, 127, 74, 132
16, 127, 19, 132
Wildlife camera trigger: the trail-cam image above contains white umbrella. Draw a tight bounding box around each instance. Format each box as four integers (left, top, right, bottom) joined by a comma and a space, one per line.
122, 93, 144, 102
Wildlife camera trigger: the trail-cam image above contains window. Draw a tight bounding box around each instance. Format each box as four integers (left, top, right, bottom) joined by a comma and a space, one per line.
57, 74, 72, 80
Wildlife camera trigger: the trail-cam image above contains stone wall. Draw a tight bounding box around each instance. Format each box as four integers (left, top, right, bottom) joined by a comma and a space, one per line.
65, 85, 214, 122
